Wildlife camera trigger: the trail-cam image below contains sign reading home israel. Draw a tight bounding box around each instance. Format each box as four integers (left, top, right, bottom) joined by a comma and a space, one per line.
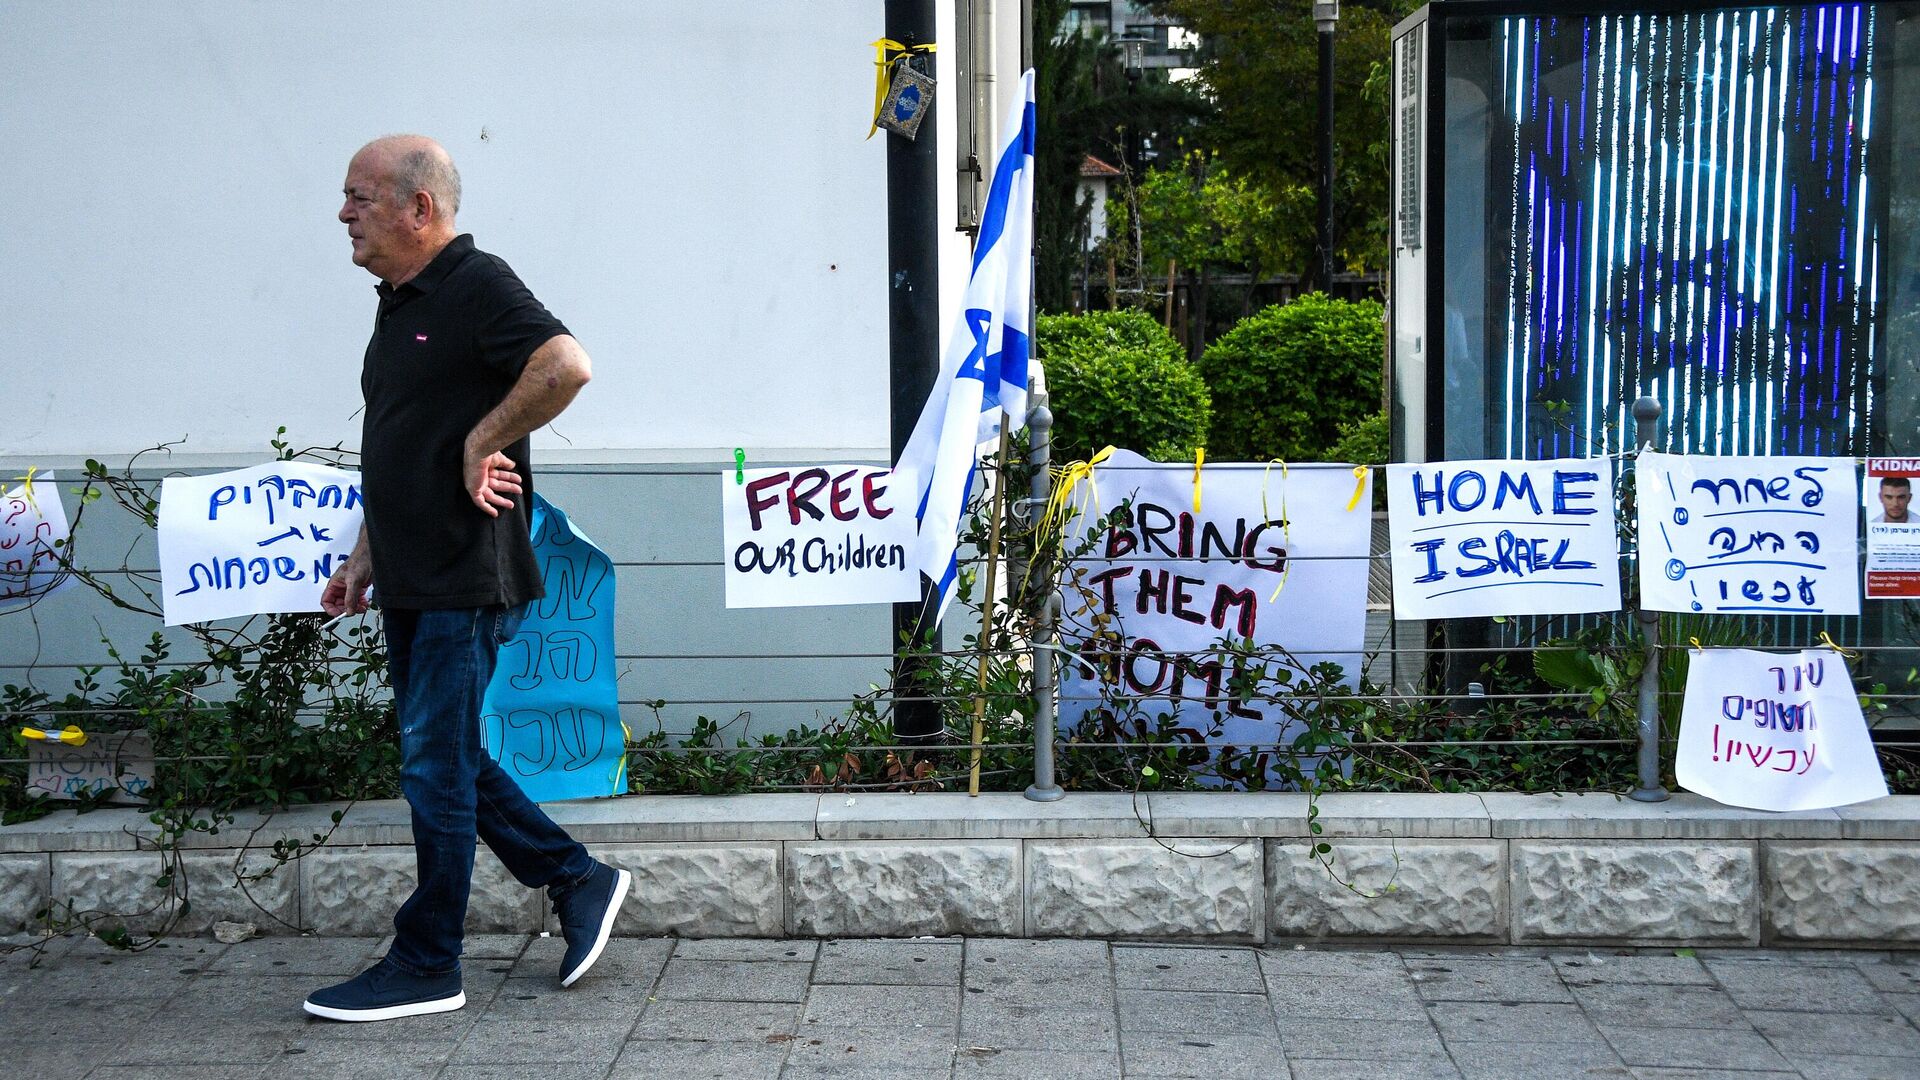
158, 461, 363, 625
1635, 453, 1859, 616
1676, 648, 1888, 812
1385, 459, 1619, 619
1057, 451, 1370, 753
721, 465, 919, 608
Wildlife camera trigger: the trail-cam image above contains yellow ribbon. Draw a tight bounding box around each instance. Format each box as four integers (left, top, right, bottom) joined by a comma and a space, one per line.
1688, 636, 1703, 651
612, 717, 632, 792
1345, 465, 1371, 512
1192, 449, 1204, 513
1041, 446, 1115, 542
868, 38, 938, 139
1259, 459, 1293, 604
1817, 631, 1860, 660
20, 725, 87, 747
9, 465, 39, 506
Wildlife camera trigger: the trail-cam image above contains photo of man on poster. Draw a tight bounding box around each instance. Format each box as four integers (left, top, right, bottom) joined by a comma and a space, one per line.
1874, 476, 1913, 525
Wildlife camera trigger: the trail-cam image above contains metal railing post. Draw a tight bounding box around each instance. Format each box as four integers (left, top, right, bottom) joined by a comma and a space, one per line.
1630, 395, 1670, 803
1024, 404, 1064, 802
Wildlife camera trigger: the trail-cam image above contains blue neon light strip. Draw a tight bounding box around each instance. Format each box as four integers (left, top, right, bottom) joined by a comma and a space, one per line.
1492, 5, 1882, 460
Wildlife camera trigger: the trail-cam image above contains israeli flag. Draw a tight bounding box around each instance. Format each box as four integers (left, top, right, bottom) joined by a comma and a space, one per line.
895, 69, 1037, 625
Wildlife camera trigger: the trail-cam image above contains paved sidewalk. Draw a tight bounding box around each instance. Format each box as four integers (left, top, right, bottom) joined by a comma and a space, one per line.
3, 934, 1918, 1079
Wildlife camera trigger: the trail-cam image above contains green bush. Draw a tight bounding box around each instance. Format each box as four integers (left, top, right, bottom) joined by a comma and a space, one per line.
1037, 310, 1211, 462
1330, 409, 1389, 466
1197, 293, 1384, 462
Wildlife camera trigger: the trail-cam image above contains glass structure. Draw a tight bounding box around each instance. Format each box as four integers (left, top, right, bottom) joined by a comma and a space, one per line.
1392, 1, 1919, 465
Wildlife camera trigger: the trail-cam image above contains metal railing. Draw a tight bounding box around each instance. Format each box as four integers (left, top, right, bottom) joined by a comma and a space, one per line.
4, 400, 1919, 803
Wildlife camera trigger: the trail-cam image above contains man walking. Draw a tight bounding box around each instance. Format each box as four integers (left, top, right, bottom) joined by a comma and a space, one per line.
305, 135, 629, 1021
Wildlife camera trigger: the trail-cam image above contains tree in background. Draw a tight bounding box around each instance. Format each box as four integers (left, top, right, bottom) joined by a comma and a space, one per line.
1147, 0, 1418, 284
1104, 152, 1299, 353
1033, 0, 1207, 312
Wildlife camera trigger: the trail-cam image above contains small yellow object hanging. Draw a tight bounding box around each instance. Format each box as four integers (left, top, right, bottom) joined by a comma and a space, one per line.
1345, 465, 1371, 512
1816, 630, 1859, 660
20, 725, 87, 747
1041, 446, 1115, 541
9, 465, 39, 505
1192, 449, 1205, 513
867, 38, 938, 139
1259, 458, 1294, 603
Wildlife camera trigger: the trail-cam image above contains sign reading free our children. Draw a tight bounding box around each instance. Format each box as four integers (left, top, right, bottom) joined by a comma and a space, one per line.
1385, 459, 1621, 619
721, 464, 918, 608
159, 462, 363, 625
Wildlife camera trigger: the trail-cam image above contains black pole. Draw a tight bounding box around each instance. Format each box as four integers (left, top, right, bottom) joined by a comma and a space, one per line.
1316, 23, 1336, 294
887, 0, 943, 742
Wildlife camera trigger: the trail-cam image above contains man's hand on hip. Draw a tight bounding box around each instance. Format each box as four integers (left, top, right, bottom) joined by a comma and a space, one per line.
320, 559, 372, 618
464, 448, 523, 517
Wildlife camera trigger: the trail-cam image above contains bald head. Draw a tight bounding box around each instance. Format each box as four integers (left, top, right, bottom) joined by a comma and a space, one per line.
358, 135, 462, 218
339, 135, 461, 285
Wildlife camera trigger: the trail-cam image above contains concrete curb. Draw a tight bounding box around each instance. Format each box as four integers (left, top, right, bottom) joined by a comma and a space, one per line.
4, 792, 1916, 946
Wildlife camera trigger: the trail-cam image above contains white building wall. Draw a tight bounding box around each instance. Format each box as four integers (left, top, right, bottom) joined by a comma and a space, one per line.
0, 1, 987, 464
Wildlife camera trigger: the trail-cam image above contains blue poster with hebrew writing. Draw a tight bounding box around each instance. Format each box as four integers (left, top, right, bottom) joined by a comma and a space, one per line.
480, 495, 627, 802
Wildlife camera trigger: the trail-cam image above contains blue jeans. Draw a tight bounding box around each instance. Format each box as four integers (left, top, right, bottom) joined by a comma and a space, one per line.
383, 604, 596, 977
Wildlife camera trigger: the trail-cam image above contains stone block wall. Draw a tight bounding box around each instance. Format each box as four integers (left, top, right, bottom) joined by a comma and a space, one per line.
2, 792, 1916, 946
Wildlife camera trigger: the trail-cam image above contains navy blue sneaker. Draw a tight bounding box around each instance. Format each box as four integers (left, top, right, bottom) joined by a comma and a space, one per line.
555, 862, 631, 987
302, 959, 464, 1022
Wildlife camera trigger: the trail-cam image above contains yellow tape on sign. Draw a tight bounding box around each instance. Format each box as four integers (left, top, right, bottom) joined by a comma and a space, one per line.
1345, 465, 1371, 512
20, 725, 87, 747
1817, 631, 1859, 660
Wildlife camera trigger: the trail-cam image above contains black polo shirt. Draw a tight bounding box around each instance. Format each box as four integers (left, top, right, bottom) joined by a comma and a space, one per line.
359, 234, 567, 609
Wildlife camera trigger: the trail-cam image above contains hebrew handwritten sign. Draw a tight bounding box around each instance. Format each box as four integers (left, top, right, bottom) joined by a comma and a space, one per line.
26, 730, 154, 804
1057, 450, 1370, 763
158, 461, 363, 625
1635, 453, 1858, 616
480, 495, 627, 802
1676, 648, 1888, 811
722, 465, 918, 608
0, 472, 76, 611
1385, 459, 1619, 619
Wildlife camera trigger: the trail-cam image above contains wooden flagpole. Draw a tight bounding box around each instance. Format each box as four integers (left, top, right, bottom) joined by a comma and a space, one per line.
968, 426, 1014, 796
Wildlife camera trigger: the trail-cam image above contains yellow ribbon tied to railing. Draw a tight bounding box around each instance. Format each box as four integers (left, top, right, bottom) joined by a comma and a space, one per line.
1259, 459, 1293, 603
1041, 446, 1115, 543
868, 38, 938, 139
9, 464, 39, 505
20, 725, 86, 747
1817, 630, 1860, 661
1192, 449, 1204, 513
1345, 465, 1371, 512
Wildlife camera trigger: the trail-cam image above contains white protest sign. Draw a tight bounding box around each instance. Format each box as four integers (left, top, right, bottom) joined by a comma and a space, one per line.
26, 730, 155, 804
1635, 453, 1858, 616
1058, 450, 1371, 757
1385, 458, 1619, 619
158, 461, 363, 625
722, 465, 918, 608
0, 471, 76, 610
1676, 648, 1888, 811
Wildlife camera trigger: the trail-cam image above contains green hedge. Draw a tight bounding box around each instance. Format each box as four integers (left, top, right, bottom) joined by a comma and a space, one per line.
1036, 310, 1211, 462
1197, 294, 1384, 462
